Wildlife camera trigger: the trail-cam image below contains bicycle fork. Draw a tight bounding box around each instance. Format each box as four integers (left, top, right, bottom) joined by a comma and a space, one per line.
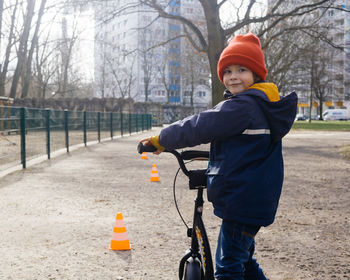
179, 188, 205, 280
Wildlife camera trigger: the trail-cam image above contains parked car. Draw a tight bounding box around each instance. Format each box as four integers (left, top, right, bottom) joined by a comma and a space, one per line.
295, 114, 307, 121
322, 109, 349, 121
311, 115, 320, 120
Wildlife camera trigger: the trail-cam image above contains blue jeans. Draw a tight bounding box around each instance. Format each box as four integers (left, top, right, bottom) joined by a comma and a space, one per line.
215, 220, 267, 280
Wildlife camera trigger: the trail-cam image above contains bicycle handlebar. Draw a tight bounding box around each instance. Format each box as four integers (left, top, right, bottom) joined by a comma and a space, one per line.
137, 142, 209, 178
137, 142, 158, 153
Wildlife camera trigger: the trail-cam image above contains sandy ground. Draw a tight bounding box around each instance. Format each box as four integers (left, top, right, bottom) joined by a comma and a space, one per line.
0, 128, 349, 280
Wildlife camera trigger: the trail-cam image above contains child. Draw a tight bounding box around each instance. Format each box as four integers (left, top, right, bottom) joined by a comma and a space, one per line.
140, 33, 297, 279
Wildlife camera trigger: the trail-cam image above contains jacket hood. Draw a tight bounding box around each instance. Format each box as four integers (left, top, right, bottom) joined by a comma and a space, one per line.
243, 83, 298, 142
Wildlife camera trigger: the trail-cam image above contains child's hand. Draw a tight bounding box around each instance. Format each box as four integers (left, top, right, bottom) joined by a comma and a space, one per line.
139, 137, 164, 155
139, 137, 152, 146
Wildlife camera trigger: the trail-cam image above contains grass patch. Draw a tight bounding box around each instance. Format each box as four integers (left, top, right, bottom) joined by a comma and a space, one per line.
292, 120, 350, 131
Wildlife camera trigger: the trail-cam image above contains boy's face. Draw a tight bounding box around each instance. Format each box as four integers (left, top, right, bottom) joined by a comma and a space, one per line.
222, 65, 255, 95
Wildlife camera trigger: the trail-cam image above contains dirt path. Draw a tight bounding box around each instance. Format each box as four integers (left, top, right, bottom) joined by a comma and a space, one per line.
0, 129, 349, 280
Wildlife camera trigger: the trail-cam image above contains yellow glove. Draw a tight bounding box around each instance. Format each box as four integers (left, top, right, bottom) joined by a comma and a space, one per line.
149, 135, 165, 152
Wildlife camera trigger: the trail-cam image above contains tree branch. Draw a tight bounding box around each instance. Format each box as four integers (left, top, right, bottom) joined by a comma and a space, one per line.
182, 25, 205, 53
217, 0, 229, 9
301, 29, 344, 51
124, 34, 186, 56
224, 0, 331, 37
243, 0, 256, 22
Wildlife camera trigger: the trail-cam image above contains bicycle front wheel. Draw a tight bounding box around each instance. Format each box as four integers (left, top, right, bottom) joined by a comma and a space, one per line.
194, 215, 214, 280
184, 257, 201, 280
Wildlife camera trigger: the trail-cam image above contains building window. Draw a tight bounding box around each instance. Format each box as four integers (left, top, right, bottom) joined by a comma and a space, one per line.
152, 90, 165, 96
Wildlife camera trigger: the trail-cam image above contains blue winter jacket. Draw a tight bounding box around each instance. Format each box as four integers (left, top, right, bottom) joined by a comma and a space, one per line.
159, 83, 297, 226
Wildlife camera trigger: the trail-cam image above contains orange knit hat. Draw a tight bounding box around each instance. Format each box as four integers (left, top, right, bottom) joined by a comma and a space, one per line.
217, 33, 267, 83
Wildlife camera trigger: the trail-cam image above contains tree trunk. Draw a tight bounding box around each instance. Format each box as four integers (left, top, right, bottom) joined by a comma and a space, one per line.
199, 0, 226, 106
9, 0, 35, 99
319, 95, 324, 120
0, 0, 18, 96
61, 17, 69, 97
0, 0, 3, 55
22, 0, 47, 98
309, 57, 315, 123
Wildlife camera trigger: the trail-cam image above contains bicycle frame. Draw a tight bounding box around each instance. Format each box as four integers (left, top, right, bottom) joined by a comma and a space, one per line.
179, 185, 214, 280
137, 143, 214, 280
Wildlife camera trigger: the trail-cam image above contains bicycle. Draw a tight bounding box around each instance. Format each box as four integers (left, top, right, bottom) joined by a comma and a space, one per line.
137, 142, 215, 280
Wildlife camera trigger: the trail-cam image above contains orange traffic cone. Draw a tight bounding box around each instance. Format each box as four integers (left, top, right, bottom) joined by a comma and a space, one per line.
150, 164, 160, 182
110, 212, 131, 250
141, 152, 148, 159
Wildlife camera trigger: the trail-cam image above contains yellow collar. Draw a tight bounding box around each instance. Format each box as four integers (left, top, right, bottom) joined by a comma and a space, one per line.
248, 83, 280, 102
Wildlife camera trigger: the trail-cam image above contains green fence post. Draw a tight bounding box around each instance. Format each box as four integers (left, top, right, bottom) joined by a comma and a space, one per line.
142, 114, 144, 131
110, 112, 113, 139
83, 111, 87, 146
138, 114, 140, 132
129, 114, 132, 135
64, 110, 69, 153
20, 107, 26, 169
120, 113, 123, 136
97, 112, 101, 143
45, 109, 51, 159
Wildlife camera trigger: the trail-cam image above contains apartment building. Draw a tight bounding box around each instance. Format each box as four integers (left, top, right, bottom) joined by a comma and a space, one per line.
93, 0, 211, 109
267, 0, 350, 116
326, 2, 350, 102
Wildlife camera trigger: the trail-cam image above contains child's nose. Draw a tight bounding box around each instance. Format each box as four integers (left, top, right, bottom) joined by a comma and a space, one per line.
228, 71, 238, 79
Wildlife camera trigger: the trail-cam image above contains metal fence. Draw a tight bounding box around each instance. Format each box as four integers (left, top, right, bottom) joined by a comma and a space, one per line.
0, 106, 152, 170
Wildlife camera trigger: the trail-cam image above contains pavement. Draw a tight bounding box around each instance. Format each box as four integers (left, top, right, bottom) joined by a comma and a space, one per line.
0, 129, 350, 279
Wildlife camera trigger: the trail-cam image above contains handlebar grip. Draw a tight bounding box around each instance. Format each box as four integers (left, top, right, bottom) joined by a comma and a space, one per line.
137, 142, 157, 154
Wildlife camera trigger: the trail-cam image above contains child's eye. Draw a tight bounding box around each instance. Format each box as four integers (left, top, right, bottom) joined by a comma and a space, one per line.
223, 69, 231, 74
239, 67, 247, 72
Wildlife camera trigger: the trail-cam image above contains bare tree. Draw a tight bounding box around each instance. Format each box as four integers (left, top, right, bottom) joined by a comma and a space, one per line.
0, 0, 19, 96
157, 57, 171, 104
258, 1, 347, 121
0, 0, 93, 99
54, 5, 89, 98
309, 43, 335, 121
21, 0, 48, 98
139, 0, 339, 105
58, 15, 75, 97
95, 49, 108, 99
34, 32, 60, 99
181, 40, 210, 107
0, 0, 3, 53
139, 30, 157, 102
107, 53, 137, 111
9, 0, 36, 98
